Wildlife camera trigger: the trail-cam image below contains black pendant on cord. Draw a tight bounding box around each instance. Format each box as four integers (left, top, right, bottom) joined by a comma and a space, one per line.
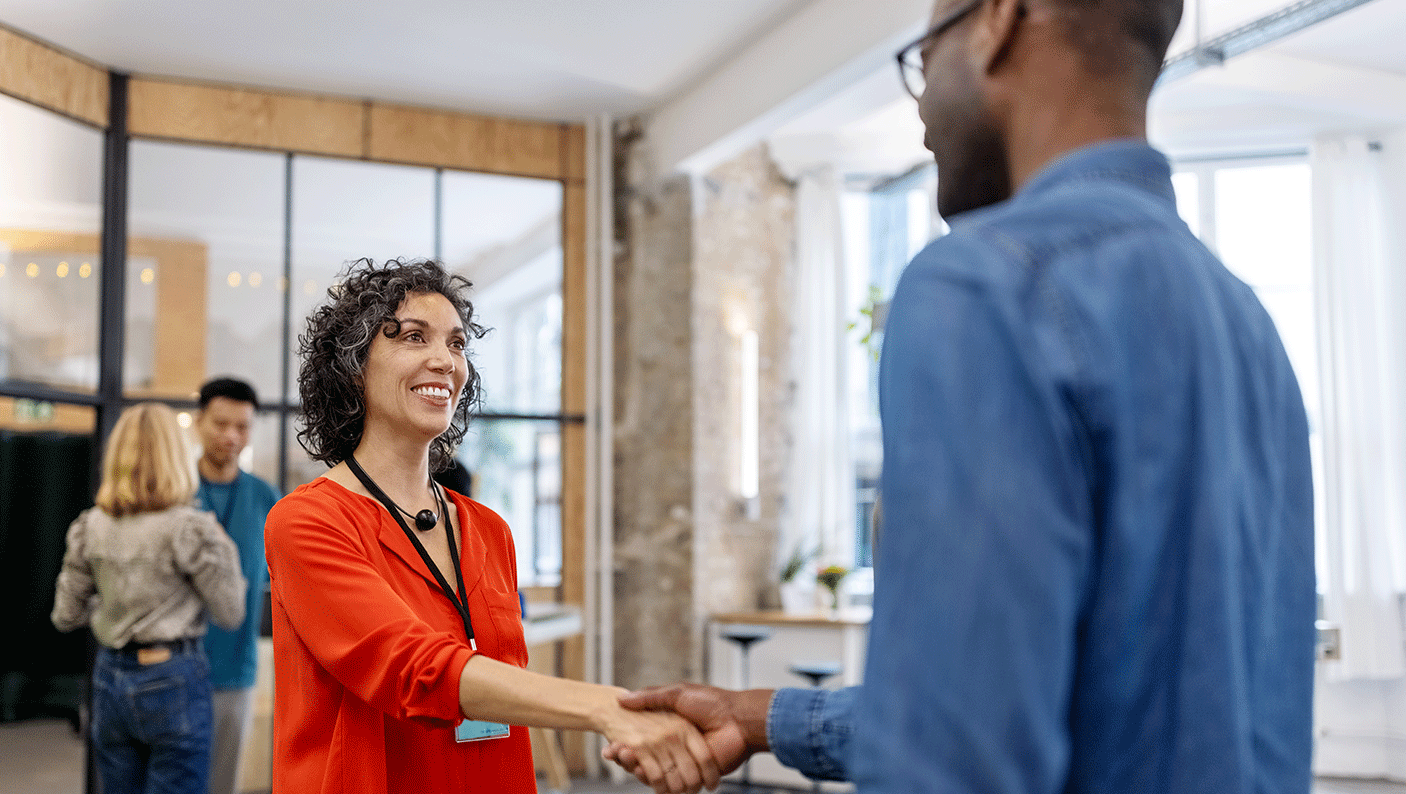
394, 501, 438, 531
344, 454, 442, 532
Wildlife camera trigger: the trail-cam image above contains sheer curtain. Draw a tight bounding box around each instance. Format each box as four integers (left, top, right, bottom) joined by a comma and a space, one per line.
785, 166, 855, 570
1311, 133, 1406, 680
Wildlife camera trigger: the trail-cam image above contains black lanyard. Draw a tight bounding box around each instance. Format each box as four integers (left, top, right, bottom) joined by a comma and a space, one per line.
345, 455, 476, 650
200, 474, 242, 531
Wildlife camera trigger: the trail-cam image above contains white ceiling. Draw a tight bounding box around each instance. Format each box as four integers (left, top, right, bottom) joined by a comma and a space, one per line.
1150, 0, 1406, 156
0, 0, 807, 121
2, 0, 1404, 172
770, 0, 1406, 175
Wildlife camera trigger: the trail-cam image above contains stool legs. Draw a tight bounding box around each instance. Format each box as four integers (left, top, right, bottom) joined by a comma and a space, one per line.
787, 662, 842, 793
736, 642, 756, 785
718, 627, 771, 791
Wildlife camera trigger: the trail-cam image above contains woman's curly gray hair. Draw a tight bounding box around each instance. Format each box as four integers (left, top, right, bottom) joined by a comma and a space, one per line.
296, 257, 487, 472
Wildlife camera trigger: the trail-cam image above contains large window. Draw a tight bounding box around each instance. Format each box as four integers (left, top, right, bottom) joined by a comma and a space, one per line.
128, 141, 287, 402
442, 169, 565, 585
0, 90, 105, 729
0, 94, 105, 395
840, 166, 941, 568
3, 97, 572, 588
840, 156, 1322, 579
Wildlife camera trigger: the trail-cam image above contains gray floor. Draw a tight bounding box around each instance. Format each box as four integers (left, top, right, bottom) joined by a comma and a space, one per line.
3, 718, 1404, 794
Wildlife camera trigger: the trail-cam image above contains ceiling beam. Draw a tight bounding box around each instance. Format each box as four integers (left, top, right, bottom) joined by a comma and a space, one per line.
1160, 0, 1381, 84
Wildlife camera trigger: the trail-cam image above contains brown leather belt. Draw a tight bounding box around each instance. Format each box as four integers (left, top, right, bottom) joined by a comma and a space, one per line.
120, 637, 199, 665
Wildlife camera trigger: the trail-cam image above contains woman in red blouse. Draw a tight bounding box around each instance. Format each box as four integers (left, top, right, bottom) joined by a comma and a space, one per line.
267, 258, 716, 794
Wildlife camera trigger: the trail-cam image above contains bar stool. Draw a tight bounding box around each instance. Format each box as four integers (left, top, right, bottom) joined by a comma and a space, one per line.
788, 660, 842, 689
789, 661, 843, 793
719, 626, 771, 789
720, 626, 771, 689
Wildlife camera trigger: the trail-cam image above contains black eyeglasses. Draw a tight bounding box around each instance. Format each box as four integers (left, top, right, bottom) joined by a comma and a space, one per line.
894, 0, 985, 100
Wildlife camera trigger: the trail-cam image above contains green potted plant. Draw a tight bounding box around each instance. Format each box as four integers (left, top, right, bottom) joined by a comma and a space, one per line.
779, 544, 818, 614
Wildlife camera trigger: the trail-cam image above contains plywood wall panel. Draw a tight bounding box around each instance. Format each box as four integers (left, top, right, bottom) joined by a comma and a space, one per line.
0, 26, 107, 126
128, 78, 363, 157
367, 103, 565, 179
558, 180, 589, 769
562, 124, 587, 184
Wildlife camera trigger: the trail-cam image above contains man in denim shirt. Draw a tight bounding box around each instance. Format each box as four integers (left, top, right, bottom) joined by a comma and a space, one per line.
611, 0, 1314, 792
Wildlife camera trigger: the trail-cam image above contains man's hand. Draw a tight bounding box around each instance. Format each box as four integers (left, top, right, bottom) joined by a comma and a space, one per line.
597, 703, 719, 794
602, 684, 774, 785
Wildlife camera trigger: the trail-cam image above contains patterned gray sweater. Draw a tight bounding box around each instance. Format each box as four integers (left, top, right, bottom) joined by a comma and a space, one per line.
52, 504, 246, 649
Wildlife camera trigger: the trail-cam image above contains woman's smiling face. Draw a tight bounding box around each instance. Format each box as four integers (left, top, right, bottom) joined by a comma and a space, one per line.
360, 291, 469, 443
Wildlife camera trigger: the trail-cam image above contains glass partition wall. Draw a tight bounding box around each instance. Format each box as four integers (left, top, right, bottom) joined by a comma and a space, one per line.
0, 50, 587, 789
126, 144, 567, 585
1, 96, 574, 591
0, 91, 105, 729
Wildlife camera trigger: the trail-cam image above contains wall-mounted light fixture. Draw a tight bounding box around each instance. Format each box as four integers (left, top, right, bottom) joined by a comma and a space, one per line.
740, 328, 759, 518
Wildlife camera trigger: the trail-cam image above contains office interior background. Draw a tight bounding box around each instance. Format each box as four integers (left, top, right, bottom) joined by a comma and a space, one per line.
1, 0, 1405, 790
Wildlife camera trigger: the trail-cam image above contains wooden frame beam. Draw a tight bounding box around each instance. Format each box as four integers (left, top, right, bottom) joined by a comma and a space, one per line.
0, 24, 107, 127
126, 75, 587, 183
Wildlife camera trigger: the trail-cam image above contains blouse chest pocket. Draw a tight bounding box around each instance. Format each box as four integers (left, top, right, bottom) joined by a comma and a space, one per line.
477, 588, 528, 667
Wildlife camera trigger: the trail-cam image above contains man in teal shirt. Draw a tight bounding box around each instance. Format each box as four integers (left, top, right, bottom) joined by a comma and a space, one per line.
195, 378, 280, 794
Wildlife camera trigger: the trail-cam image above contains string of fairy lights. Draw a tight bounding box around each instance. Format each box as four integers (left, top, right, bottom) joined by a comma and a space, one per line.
0, 260, 324, 296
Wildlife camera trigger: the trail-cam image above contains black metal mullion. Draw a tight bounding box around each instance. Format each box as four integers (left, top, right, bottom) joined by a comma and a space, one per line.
474, 411, 585, 423
95, 72, 130, 451
85, 68, 130, 794
0, 382, 103, 406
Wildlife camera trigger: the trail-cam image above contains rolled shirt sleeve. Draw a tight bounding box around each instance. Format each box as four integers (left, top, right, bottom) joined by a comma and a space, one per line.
768, 686, 856, 782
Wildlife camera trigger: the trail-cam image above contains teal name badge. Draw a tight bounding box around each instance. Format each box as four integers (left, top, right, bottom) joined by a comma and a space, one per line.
455, 719, 511, 743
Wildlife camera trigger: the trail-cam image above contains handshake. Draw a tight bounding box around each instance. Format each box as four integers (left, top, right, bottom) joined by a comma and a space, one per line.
600, 683, 774, 794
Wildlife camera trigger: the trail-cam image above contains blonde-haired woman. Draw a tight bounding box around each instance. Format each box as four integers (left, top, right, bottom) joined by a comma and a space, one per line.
53, 402, 247, 794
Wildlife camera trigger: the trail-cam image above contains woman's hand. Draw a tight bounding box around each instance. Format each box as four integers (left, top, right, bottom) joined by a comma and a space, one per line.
595, 690, 721, 794
453, 656, 720, 792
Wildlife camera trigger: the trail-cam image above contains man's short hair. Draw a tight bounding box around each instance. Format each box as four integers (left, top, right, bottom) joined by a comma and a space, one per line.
200, 377, 260, 410
1053, 0, 1184, 85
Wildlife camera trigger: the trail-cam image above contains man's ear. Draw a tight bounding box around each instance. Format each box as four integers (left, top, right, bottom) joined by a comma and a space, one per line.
969, 0, 1026, 76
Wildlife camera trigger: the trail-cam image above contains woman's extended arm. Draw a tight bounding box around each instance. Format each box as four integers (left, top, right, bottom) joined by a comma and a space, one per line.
457, 654, 720, 794
269, 490, 717, 794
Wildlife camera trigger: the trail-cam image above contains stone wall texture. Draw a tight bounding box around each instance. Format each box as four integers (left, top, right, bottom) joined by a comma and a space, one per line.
692, 146, 797, 620
611, 157, 699, 688
611, 130, 797, 689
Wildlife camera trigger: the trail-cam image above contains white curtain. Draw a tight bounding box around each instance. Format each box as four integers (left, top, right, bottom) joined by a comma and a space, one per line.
1312, 133, 1406, 680
784, 166, 855, 568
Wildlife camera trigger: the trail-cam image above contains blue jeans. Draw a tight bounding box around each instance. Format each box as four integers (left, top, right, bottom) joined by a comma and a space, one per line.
91, 642, 213, 794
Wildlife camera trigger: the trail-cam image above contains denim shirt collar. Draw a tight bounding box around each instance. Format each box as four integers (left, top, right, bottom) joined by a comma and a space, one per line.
1016, 138, 1176, 205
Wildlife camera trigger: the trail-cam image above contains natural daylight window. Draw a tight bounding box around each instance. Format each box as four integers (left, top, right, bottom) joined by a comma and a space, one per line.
840, 166, 943, 570
843, 158, 1321, 583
